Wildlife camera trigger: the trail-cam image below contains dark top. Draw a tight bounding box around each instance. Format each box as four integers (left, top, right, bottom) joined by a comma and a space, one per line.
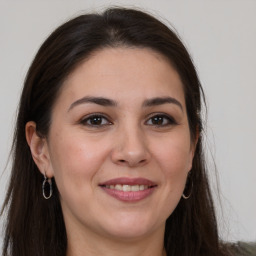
228, 242, 256, 256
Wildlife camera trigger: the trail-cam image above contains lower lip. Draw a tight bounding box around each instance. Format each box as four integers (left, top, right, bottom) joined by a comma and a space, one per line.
100, 186, 156, 202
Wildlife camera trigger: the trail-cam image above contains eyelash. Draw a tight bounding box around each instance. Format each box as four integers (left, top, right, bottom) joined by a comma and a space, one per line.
79, 113, 177, 128
80, 113, 112, 127
145, 113, 177, 127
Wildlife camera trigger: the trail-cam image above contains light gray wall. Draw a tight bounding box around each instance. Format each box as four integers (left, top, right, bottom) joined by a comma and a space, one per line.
0, 0, 255, 243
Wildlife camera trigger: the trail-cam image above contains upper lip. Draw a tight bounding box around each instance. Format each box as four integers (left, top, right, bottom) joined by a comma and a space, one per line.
99, 177, 157, 186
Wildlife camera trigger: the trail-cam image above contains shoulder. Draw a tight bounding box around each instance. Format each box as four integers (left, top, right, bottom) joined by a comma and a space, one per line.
227, 242, 256, 256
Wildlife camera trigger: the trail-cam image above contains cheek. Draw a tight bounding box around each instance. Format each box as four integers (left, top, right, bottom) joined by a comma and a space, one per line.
155, 137, 192, 175
47, 131, 110, 191
152, 137, 192, 217
151, 132, 192, 195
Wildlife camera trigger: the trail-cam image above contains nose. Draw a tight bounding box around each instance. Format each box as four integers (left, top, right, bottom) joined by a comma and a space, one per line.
111, 126, 150, 168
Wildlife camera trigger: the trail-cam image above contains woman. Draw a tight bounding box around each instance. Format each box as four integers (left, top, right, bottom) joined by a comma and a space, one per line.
1, 7, 235, 256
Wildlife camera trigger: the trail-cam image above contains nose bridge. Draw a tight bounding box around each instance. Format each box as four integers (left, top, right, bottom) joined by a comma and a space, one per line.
111, 119, 150, 167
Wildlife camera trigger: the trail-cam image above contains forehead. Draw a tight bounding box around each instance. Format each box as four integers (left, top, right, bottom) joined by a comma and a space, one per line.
58, 47, 185, 106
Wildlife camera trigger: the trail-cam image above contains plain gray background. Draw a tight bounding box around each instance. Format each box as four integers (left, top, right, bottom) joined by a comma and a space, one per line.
0, 0, 255, 244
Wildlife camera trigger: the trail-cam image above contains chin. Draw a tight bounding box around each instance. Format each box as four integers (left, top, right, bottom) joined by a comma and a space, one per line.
105, 226, 153, 241
101, 213, 163, 240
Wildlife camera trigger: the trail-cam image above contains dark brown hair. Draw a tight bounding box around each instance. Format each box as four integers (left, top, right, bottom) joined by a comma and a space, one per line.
1, 7, 230, 256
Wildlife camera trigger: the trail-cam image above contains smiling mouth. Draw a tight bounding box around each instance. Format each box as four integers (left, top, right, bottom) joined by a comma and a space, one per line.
100, 184, 156, 192
99, 178, 157, 202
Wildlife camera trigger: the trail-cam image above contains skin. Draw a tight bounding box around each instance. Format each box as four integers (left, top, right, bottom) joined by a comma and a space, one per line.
26, 47, 197, 256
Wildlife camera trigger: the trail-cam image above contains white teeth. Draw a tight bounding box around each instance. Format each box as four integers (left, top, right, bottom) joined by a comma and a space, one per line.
140, 185, 147, 190
123, 185, 130, 192
105, 184, 150, 191
131, 185, 139, 191
115, 184, 123, 191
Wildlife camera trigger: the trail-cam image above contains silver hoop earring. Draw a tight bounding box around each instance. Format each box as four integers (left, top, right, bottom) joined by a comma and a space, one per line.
42, 173, 53, 199
182, 176, 193, 199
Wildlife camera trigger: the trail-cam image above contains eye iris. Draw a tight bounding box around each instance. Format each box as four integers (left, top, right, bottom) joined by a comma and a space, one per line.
90, 116, 102, 125
152, 116, 164, 125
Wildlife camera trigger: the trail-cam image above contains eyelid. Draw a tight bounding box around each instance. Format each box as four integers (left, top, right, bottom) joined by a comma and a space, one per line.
144, 112, 177, 126
79, 112, 113, 126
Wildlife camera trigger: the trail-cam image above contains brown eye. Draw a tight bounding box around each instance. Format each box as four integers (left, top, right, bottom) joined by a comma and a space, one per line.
81, 115, 111, 127
151, 116, 165, 125
146, 114, 176, 126
89, 116, 104, 125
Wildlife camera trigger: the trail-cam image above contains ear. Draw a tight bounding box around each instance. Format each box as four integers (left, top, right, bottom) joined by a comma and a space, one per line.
25, 121, 54, 178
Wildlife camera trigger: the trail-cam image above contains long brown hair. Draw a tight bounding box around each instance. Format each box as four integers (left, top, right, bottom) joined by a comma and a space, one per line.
1, 7, 230, 256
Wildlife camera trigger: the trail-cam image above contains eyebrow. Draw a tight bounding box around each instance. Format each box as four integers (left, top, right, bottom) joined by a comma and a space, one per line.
68, 96, 117, 111
142, 97, 183, 111
68, 96, 183, 111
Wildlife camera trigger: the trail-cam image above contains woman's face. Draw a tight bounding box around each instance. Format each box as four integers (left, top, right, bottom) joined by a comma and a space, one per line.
44, 47, 195, 241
